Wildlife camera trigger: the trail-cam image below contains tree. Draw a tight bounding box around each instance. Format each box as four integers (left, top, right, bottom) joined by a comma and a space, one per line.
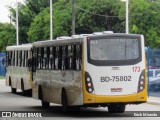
28, 0, 72, 42
0, 23, 16, 51
28, 0, 125, 42
9, 0, 51, 44
129, 0, 160, 48
75, 0, 125, 33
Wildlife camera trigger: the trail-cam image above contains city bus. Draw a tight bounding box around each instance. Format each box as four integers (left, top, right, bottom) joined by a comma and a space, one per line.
31, 33, 147, 113
5, 44, 33, 95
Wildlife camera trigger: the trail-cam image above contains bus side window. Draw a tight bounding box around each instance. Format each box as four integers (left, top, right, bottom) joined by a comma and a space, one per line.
68, 45, 72, 69
22, 51, 24, 67
49, 47, 52, 70
37, 48, 41, 69
8, 51, 11, 66
68, 45, 76, 70
62, 46, 68, 70
19, 51, 22, 67
16, 51, 18, 66
33, 48, 37, 72
58, 46, 62, 69
55, 47, 59, 69
76, 44, 82, 70
44, 47, 47, 69
24, 51, 27, 67
26, 51, 29, 67
73, 45, 76, 70
12, 51, 15, 66
51, 47, 55, 69
65, 46, 68, 70
46, 47, 50, 69
41, 48, 44, 69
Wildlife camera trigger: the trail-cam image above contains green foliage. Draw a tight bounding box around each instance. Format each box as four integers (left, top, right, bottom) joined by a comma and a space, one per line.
129, 0, 160, 48
28, 0, 72, 42
76, 0, 124, 33
1, 0, 160, 51
9, 0, 51, 44
25, 0, 50, 15
0, 23, 16, 51
28, 0, 124, 41
28, 8, 50, 42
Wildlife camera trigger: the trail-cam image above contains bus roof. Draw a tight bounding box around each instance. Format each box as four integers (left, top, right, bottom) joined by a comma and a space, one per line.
33, 33, 143, 47
33, 38, 83, 47
6, 44, 32, 51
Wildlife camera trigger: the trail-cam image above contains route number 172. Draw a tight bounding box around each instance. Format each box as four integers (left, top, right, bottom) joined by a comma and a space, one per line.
133, 66, 140, 72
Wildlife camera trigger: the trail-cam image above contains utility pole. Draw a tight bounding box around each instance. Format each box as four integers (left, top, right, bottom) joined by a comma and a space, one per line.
50, 0, 53, 40
16, 0, 19, 45
126, 0, 129, 34
72, 0, 75, 35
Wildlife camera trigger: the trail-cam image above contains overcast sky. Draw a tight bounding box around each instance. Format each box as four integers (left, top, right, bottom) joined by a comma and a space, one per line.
0, 0, 24, 23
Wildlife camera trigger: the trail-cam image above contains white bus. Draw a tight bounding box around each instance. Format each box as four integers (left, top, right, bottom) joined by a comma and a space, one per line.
6, 44, 33, 95
32, 33, 147, 113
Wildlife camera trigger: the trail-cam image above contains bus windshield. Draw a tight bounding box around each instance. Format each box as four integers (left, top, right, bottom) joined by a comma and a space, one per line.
88, 36, 141, 66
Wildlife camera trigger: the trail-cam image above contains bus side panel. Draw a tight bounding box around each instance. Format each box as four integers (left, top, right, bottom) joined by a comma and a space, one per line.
6, 66, 32, 90
32, 70, 83, 106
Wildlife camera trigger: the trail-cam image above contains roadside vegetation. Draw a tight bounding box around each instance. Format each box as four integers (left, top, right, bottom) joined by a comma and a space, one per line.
0, 0, 160, 52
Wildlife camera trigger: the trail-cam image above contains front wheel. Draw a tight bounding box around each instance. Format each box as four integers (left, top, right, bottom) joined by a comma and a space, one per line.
108, 104, 126, 113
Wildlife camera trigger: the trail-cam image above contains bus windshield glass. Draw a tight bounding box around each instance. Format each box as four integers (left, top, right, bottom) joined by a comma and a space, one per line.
88, 36, 141, 66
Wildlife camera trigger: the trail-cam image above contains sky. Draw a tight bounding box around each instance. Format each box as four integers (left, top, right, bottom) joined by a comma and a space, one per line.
0, 0, 24, 23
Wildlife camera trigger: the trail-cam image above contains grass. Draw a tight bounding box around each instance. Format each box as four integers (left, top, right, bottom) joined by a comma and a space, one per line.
0, 76, 5, 80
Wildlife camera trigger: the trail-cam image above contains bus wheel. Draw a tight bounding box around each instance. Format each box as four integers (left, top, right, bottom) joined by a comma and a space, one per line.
21, 80, 26, 96
42, 101, 50, 109
11, 87, 16, 93
39, 87, 50, 109
10, 78, 16, 93
61, 90, 69, 112
108, 104, 126, 113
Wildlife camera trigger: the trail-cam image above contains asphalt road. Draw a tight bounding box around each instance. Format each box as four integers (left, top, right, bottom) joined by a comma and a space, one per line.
0, 80, 160, 120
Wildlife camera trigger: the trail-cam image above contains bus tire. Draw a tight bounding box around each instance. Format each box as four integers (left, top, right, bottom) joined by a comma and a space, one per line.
61, 89, 69, 112
42, 101, 50, 109
10, 78, 16, 93
39, 86, 50, 109
21, 80, 26, 96
11, 87, 16, 93
108, 104, 126, 113
9, 77, 11, 86
117, 104, 126, 113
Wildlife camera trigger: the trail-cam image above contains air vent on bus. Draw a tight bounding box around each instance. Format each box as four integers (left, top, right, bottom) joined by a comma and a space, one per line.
92, 32, 103, 35
56, 36, 72, 40
103, 31, 113, 34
